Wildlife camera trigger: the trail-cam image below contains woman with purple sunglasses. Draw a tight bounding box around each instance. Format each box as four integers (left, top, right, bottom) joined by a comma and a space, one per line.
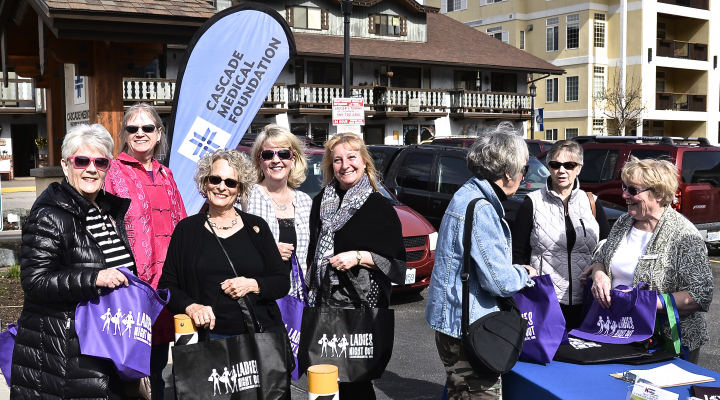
11, 124, 137, 399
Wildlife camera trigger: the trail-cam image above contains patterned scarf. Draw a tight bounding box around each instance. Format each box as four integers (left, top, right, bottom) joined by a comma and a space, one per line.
306, 174, 373, 306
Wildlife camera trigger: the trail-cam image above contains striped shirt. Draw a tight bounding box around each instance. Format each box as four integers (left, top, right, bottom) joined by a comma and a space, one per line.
86, 206, 136, 272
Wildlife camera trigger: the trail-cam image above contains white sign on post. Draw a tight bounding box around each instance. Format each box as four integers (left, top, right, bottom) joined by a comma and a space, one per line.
332, 98, 365, 126
408, 98, 420, 113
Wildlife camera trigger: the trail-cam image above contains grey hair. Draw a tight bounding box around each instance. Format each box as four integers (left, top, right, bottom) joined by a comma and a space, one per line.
547, 140, 584, 164
120, 103, 168, 161
194, 149, 255, 204
62, 123, 114, 159
467, 123, 529, 181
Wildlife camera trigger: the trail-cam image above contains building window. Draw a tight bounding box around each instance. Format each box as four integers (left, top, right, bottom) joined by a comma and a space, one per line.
593, 66, 605, 99
593, 119, 604, 136
547, 17, 559, 25
520, 30, 525, 50
290, 123, 309, 136
546, 78, 558, 103
594, 13, 606, 48
546, 129, 558, 141
566, 76, 579, 102
311, 123, 329, 145
546, 18, 559, 52
567, 13, 579, 23
371, 14, 404, 36
656, 71, 666, 92
657, 21, 667, 40
567, 22, 579, 49
486, 26, 508, 43
289, 6, 323, 30
446, 0, 467, 13
565, 128, 579, 139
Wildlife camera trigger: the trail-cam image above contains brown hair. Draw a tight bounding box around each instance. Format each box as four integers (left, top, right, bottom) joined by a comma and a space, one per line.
321, 133, 379, 191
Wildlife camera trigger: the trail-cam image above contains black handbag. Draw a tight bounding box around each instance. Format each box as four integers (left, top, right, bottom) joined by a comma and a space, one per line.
298, 265, 395, 382
461, 198, 527, 375
171, 218, 292, 399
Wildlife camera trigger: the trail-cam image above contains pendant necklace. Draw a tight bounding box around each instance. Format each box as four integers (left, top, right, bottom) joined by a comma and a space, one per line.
209, 212, 239, 230
265, 186, 289, 211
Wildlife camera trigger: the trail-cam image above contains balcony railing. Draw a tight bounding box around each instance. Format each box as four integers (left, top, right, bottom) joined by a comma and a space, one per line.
0, 76, 43, 113
657, 0, 708, 10
656, 92, 706, 111
287, 84, 375, 110
373, 87, 447, 113
449, 89, 531, 115
657, 39, 707, 61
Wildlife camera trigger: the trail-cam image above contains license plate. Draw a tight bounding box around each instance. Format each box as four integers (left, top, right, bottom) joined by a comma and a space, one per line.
405, 268, 416, 285
708, 230, 720, 242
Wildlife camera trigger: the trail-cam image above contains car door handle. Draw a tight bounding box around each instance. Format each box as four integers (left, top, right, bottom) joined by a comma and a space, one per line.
432, 199, 442, 204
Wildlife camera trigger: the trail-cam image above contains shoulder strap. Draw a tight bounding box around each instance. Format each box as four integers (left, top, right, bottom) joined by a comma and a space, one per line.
587, 191, 596, 219
462, 198, 482, 337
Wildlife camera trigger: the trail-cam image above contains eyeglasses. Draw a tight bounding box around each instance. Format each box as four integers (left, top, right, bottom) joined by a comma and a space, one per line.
521, 165, 529, 177
207, 175, 239, 189
259, 149, 293, 161
622, 182, 652, 196
67, 156, 111, 171
125, 124, 156, 134
548, 161, 581, 170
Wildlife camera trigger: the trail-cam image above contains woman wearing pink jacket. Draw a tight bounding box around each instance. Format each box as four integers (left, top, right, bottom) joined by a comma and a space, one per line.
104, 103, 187, 399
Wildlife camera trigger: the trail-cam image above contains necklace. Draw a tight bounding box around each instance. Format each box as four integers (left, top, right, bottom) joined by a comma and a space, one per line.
264, 186, 289, 211
208, 212, 239, 230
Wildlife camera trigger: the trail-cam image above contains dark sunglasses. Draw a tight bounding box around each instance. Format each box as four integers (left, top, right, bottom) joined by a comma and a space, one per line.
207, 175, 239, 189
548, 161, 581, 170
125, 124, 156, 134
622, 182, 652, 196
260, 149, 293, 161
521, 164, 529, 177
67, 156, 111, 171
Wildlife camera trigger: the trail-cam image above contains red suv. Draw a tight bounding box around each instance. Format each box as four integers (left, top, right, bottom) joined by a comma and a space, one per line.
538, 136, 720, 246
236, 144, 437, 293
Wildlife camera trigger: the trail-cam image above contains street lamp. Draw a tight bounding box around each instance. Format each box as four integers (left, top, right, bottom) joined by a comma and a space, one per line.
342, 0, 353, 98
529, 80, 537, 140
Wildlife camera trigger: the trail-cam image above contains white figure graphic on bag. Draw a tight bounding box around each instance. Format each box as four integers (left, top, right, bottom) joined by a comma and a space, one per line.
329, 334, 339, 357
209, 369, 221, 396
220, 367, 232, 394
338, 335, 348, 358
230, 366, 238, 392
596, 316, 610, 335
318, 334, 329, 357
101, 308, 112, 333
122, 311, 134, 338
111, 308, 124, 335
609, 320, 618, 336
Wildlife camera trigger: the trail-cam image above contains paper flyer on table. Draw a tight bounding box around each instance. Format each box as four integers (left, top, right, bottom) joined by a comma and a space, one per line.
613, 364, 715, 388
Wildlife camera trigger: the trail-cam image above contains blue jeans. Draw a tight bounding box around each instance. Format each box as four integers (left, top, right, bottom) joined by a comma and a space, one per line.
209, 332, 238, 341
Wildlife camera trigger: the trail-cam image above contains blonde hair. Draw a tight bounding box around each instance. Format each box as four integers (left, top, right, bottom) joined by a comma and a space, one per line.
321, 133, 379, 191
194, 149, 255, 204
621, 156, 679, 207
250, 125, 308, 188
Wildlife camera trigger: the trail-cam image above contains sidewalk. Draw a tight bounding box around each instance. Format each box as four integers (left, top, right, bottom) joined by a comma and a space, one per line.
1, 177, 34, 194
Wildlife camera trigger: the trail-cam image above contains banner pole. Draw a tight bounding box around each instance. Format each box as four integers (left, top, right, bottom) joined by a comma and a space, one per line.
341, 0, 353, 98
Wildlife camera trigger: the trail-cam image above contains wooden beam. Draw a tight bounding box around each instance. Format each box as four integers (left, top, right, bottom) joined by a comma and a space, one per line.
45, 56, 64, 165
88, 41, 123, 156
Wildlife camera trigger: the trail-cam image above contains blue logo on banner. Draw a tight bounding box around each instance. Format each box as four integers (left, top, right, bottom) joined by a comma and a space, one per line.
168, 4, 295, 213
535, 108, 544, 132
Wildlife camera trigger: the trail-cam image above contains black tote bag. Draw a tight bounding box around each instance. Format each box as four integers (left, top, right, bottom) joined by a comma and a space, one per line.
298, 268, 394, 382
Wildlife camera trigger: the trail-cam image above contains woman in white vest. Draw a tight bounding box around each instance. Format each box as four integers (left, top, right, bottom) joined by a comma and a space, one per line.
511, 140, 610, 329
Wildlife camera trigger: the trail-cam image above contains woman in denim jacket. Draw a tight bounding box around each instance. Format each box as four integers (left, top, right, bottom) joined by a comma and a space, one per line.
426, 125, 537, 400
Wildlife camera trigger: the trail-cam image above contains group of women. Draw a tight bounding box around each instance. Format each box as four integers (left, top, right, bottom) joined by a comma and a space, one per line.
426, 125, 713, 399
10, 103, 406, 400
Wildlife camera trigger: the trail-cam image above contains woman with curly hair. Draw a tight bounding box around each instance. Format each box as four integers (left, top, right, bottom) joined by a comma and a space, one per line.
158, 149, 290, 344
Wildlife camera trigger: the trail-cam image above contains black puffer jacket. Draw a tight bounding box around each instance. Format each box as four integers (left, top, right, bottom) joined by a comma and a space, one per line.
11, 179, 134, 400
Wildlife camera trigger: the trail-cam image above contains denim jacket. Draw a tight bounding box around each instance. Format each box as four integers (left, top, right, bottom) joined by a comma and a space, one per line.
425, 177, 533, 339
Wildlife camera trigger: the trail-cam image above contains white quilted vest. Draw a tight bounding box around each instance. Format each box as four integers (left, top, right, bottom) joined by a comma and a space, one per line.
527, 180, 599, 305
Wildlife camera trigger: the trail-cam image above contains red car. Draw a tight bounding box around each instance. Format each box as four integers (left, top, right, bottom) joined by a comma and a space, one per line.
236, 144, 437, 294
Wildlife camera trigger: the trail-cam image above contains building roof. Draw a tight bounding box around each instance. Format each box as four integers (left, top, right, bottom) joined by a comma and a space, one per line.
37, 0, 215, 18
329, 0, 439, 13
295, 12, 564, 75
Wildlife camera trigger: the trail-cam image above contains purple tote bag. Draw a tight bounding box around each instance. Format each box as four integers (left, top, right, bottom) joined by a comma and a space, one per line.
275, 253, 308, 381
75, 267, 169, 380
513, 274, 566, 364
569, 282, 657, 344
0, 323, 18, 386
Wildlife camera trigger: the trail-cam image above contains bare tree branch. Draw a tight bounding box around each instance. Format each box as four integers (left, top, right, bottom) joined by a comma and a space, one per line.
593, 71, 648, 136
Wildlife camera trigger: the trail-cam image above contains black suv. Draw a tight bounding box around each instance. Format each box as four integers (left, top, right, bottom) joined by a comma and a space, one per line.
382, 145, 626, 230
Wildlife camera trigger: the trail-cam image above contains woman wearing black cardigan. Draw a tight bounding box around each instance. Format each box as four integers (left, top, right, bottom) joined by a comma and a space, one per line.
306, 133, 407, 400
158, 149, 289, 341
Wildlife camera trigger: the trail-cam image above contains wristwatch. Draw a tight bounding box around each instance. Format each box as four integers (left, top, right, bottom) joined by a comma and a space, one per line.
355, 251, 362, 266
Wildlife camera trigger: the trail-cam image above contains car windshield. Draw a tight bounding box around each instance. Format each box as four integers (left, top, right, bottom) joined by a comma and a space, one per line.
300, 153, 399, 203
517, 157, 551, 194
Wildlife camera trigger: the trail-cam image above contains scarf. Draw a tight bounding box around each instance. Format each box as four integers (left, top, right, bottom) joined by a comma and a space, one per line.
306, 174, 374, 306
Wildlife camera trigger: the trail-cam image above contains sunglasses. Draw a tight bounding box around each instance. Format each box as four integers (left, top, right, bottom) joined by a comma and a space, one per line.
67, 156, 111, 171
125, 124, 156, 134
521, 164, 529, 177
260, 149, 293, 161
207, 175, 239, 189
622, 182, 652, 196
548, 161, 581, 170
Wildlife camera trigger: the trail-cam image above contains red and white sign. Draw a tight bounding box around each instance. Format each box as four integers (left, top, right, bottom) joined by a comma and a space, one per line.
332, 98, 365, 126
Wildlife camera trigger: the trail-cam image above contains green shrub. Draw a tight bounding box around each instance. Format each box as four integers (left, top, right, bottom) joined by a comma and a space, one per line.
4, 264, 20, 280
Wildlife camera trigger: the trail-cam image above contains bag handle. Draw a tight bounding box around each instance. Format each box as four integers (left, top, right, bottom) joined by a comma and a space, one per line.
203, 288, 258, 342
656, 293, 689, 360
205, 213, 265, 333
586, 192, 596, 219
291, 252, 308, 301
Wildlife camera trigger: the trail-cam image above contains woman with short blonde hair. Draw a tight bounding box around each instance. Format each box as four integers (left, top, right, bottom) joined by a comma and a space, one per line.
245, 125, 314, 277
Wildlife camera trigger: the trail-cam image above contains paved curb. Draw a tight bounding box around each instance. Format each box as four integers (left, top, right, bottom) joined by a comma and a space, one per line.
1, 187, 35, 194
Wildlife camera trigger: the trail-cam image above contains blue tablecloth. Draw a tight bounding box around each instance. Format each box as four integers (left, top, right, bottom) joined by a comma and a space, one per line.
503, 358, 720, 400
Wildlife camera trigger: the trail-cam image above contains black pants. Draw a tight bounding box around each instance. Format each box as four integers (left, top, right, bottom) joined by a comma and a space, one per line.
339, 381, 376, 400
560, 303, 585, 331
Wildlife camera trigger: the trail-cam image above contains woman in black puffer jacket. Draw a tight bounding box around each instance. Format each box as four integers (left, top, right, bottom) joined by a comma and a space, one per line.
11, 124, 138, 399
